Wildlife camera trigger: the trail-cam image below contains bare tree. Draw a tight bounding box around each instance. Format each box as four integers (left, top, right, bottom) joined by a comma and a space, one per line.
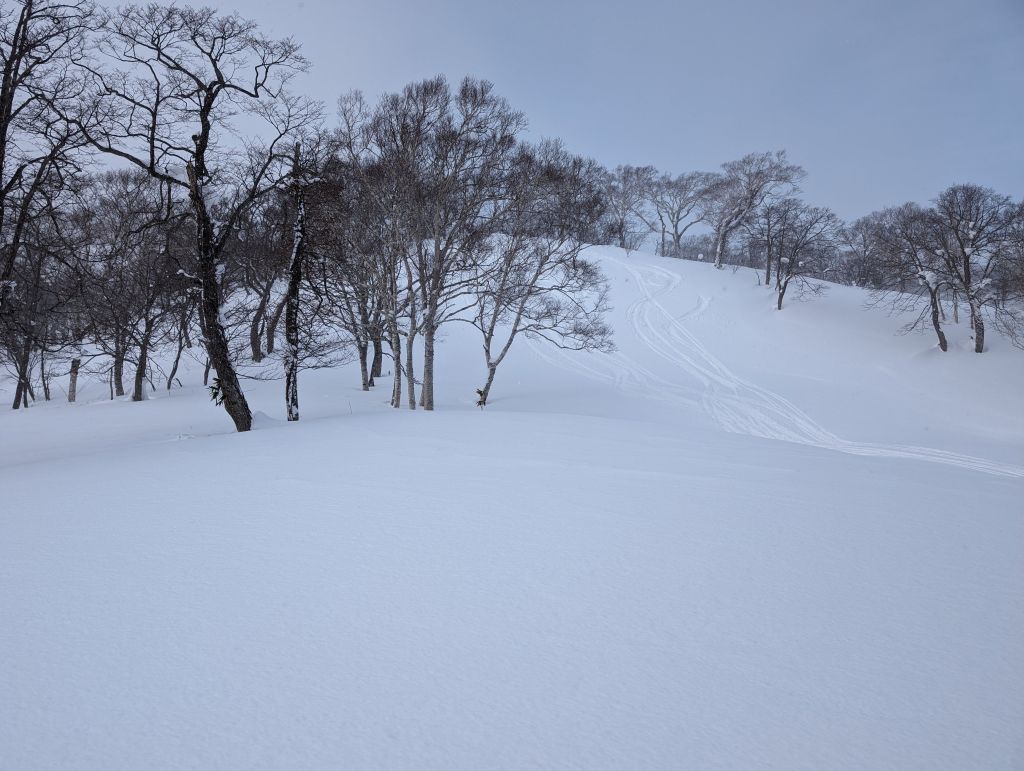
63, 3, 317, 431
928, 184, 1020, 353
472, 140, 611, 406
836, 215, 889, 289
283, 143, 306, 421
646, 171, 709, 257
72, 170, 190, 401
599, 164, 656, 252
1, 0, 93, 309
769, 200, 839, 310
361, 76, 526, 411
870, 203, 950, 351
701, 151, 804, 269
334, 90, 418, 407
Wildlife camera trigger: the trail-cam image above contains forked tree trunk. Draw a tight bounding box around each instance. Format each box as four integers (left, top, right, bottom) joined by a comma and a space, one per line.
13, 336, 32, 409
266, 296, 286, 355
167, 329, 186, 390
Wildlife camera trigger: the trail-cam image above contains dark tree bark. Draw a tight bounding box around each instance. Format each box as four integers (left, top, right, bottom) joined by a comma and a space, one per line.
132, 323, 154, 401
266, 296, 286, 355
249, 282, 272, 362
370, 334, 383, 379
283, 144, 305, 422
186, 162, 252, 431
112, 338, 126, 397
928, 288, 949, 352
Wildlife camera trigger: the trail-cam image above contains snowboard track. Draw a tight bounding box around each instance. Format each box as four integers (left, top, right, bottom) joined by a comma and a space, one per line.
537, 255, 1024, 480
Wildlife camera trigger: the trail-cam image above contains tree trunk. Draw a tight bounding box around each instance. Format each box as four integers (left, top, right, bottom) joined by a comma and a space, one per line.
357, 343, 370, 392
132, 326, 153, 401
68, 357, 81, 403
112, 341, 126, 398
713, 229, 727, 269
777, 279, 789, 310
39, 348, 50, 401
370, 335, 383, 383
249, 286, 270, 362
971, 304, 985, 353
167, 331, 186, 390
266, 296, 286, 355
187, 161, 252, 432
927, 288, 948, 352
405, 330, 416, 410
12, 335, 32, 409
477, 365, 498, 407
284, 144, 305, 422
422, 315, 435, 411
389, 326, 402, 409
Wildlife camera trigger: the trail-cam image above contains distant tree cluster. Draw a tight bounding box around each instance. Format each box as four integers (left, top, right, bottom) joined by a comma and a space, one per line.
2, 1, 1020, 429
599, 155, 1023, 342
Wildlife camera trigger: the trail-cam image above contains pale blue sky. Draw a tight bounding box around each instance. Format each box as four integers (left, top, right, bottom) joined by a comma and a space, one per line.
224, 0, 1021, 219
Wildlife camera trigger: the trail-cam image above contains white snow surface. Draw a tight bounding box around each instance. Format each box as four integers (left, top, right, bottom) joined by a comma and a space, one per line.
2, 248, 1022, 769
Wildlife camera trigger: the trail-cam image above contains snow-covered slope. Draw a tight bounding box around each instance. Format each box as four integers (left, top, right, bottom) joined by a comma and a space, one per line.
2, 248, 1022, 769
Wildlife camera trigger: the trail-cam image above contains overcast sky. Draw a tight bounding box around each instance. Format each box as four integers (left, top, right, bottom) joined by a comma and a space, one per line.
220, 0, 1020, 219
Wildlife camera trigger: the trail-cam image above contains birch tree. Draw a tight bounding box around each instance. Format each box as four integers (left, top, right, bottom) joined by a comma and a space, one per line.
928, 184, 1020, 353
472, 140, 611, 406
599, 164, 656, 252
646, 171, 709, 257
701, 151, 804, 269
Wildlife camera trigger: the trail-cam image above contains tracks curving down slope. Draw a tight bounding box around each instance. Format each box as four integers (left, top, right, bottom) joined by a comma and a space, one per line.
540, 255, 1024, 479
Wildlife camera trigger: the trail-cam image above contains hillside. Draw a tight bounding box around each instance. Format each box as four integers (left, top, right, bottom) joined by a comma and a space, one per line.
2, 248, 1022, 769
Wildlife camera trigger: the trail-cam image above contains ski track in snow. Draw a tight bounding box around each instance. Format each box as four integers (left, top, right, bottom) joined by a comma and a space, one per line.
538, 255, 1024, 480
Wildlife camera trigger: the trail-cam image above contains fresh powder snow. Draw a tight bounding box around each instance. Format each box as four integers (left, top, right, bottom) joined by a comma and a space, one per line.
1, 248, 1022, 769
